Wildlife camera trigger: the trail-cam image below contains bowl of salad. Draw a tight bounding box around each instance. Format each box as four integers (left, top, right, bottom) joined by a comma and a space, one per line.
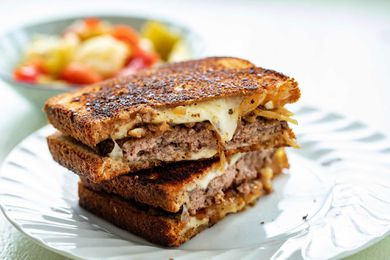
0, 15, 203, 107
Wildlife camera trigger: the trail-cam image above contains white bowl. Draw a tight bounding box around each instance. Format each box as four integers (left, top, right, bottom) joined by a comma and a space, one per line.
0, 15, 203, 108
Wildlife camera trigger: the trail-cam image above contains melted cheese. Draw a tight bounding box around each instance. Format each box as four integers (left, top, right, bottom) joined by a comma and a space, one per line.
108, 141, 123, 160
181, 216, 209, 235
153, 97, 243, 142
112, 122, 137, 140
185, 153, 244, 192
110, 93, 293, 143
188, 148, 217, 160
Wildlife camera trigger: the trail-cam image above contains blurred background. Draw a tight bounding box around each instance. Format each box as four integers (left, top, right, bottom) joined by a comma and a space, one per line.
0, 0, 389, 259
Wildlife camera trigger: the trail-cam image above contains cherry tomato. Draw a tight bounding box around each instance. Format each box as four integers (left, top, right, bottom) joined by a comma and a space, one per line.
118, 48, 159, 77
60, 63, 102, 85
117, 58, 147, 77
84, 17, 101, 28
13, 60, 46, 83
133, 49, 159, 67
111, 25, 140, 47
14, 66, 39, 83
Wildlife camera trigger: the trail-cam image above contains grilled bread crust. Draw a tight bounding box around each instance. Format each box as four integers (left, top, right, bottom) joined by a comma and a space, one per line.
44, 57, 300, 148
78, 180, 265, 247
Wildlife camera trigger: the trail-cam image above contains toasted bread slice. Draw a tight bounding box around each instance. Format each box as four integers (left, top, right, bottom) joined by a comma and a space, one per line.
47, 132, 130, 181
79, 173, 270, 247
47, 118, 294, 183
45, 57, 300, 148
81, 148, 288, 213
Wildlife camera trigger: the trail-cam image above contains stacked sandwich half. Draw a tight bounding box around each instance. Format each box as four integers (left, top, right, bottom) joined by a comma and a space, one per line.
44, 57, 300, 247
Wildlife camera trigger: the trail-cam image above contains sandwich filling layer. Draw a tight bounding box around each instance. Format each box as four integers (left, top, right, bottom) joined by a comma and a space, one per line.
81, 148, 289, 214
109, 96, 297, 145
46, 119, 293, 183
98, 117, 297, 165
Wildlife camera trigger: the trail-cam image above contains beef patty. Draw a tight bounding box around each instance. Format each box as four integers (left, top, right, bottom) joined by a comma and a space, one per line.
97, 117, 293, 168
81, 148, 289, 214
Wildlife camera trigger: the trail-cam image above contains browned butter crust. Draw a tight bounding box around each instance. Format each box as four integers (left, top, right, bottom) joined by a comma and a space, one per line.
79, 179, 265, 247
45, 57, 300, 148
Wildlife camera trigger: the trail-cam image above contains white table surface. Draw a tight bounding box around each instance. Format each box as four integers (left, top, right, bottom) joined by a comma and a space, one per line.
0, 0, 389, 259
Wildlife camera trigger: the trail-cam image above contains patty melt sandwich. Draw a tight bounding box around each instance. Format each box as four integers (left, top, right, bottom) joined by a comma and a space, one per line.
45, 57, 300, 247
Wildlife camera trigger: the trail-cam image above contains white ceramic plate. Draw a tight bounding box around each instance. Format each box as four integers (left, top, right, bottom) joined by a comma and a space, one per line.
1, 105, 389, 260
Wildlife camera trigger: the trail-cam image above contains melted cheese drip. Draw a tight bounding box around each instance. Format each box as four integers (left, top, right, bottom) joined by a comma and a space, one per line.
108, 141, 123, 160
153, 97, 243, 142
109, 94, 296, 149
